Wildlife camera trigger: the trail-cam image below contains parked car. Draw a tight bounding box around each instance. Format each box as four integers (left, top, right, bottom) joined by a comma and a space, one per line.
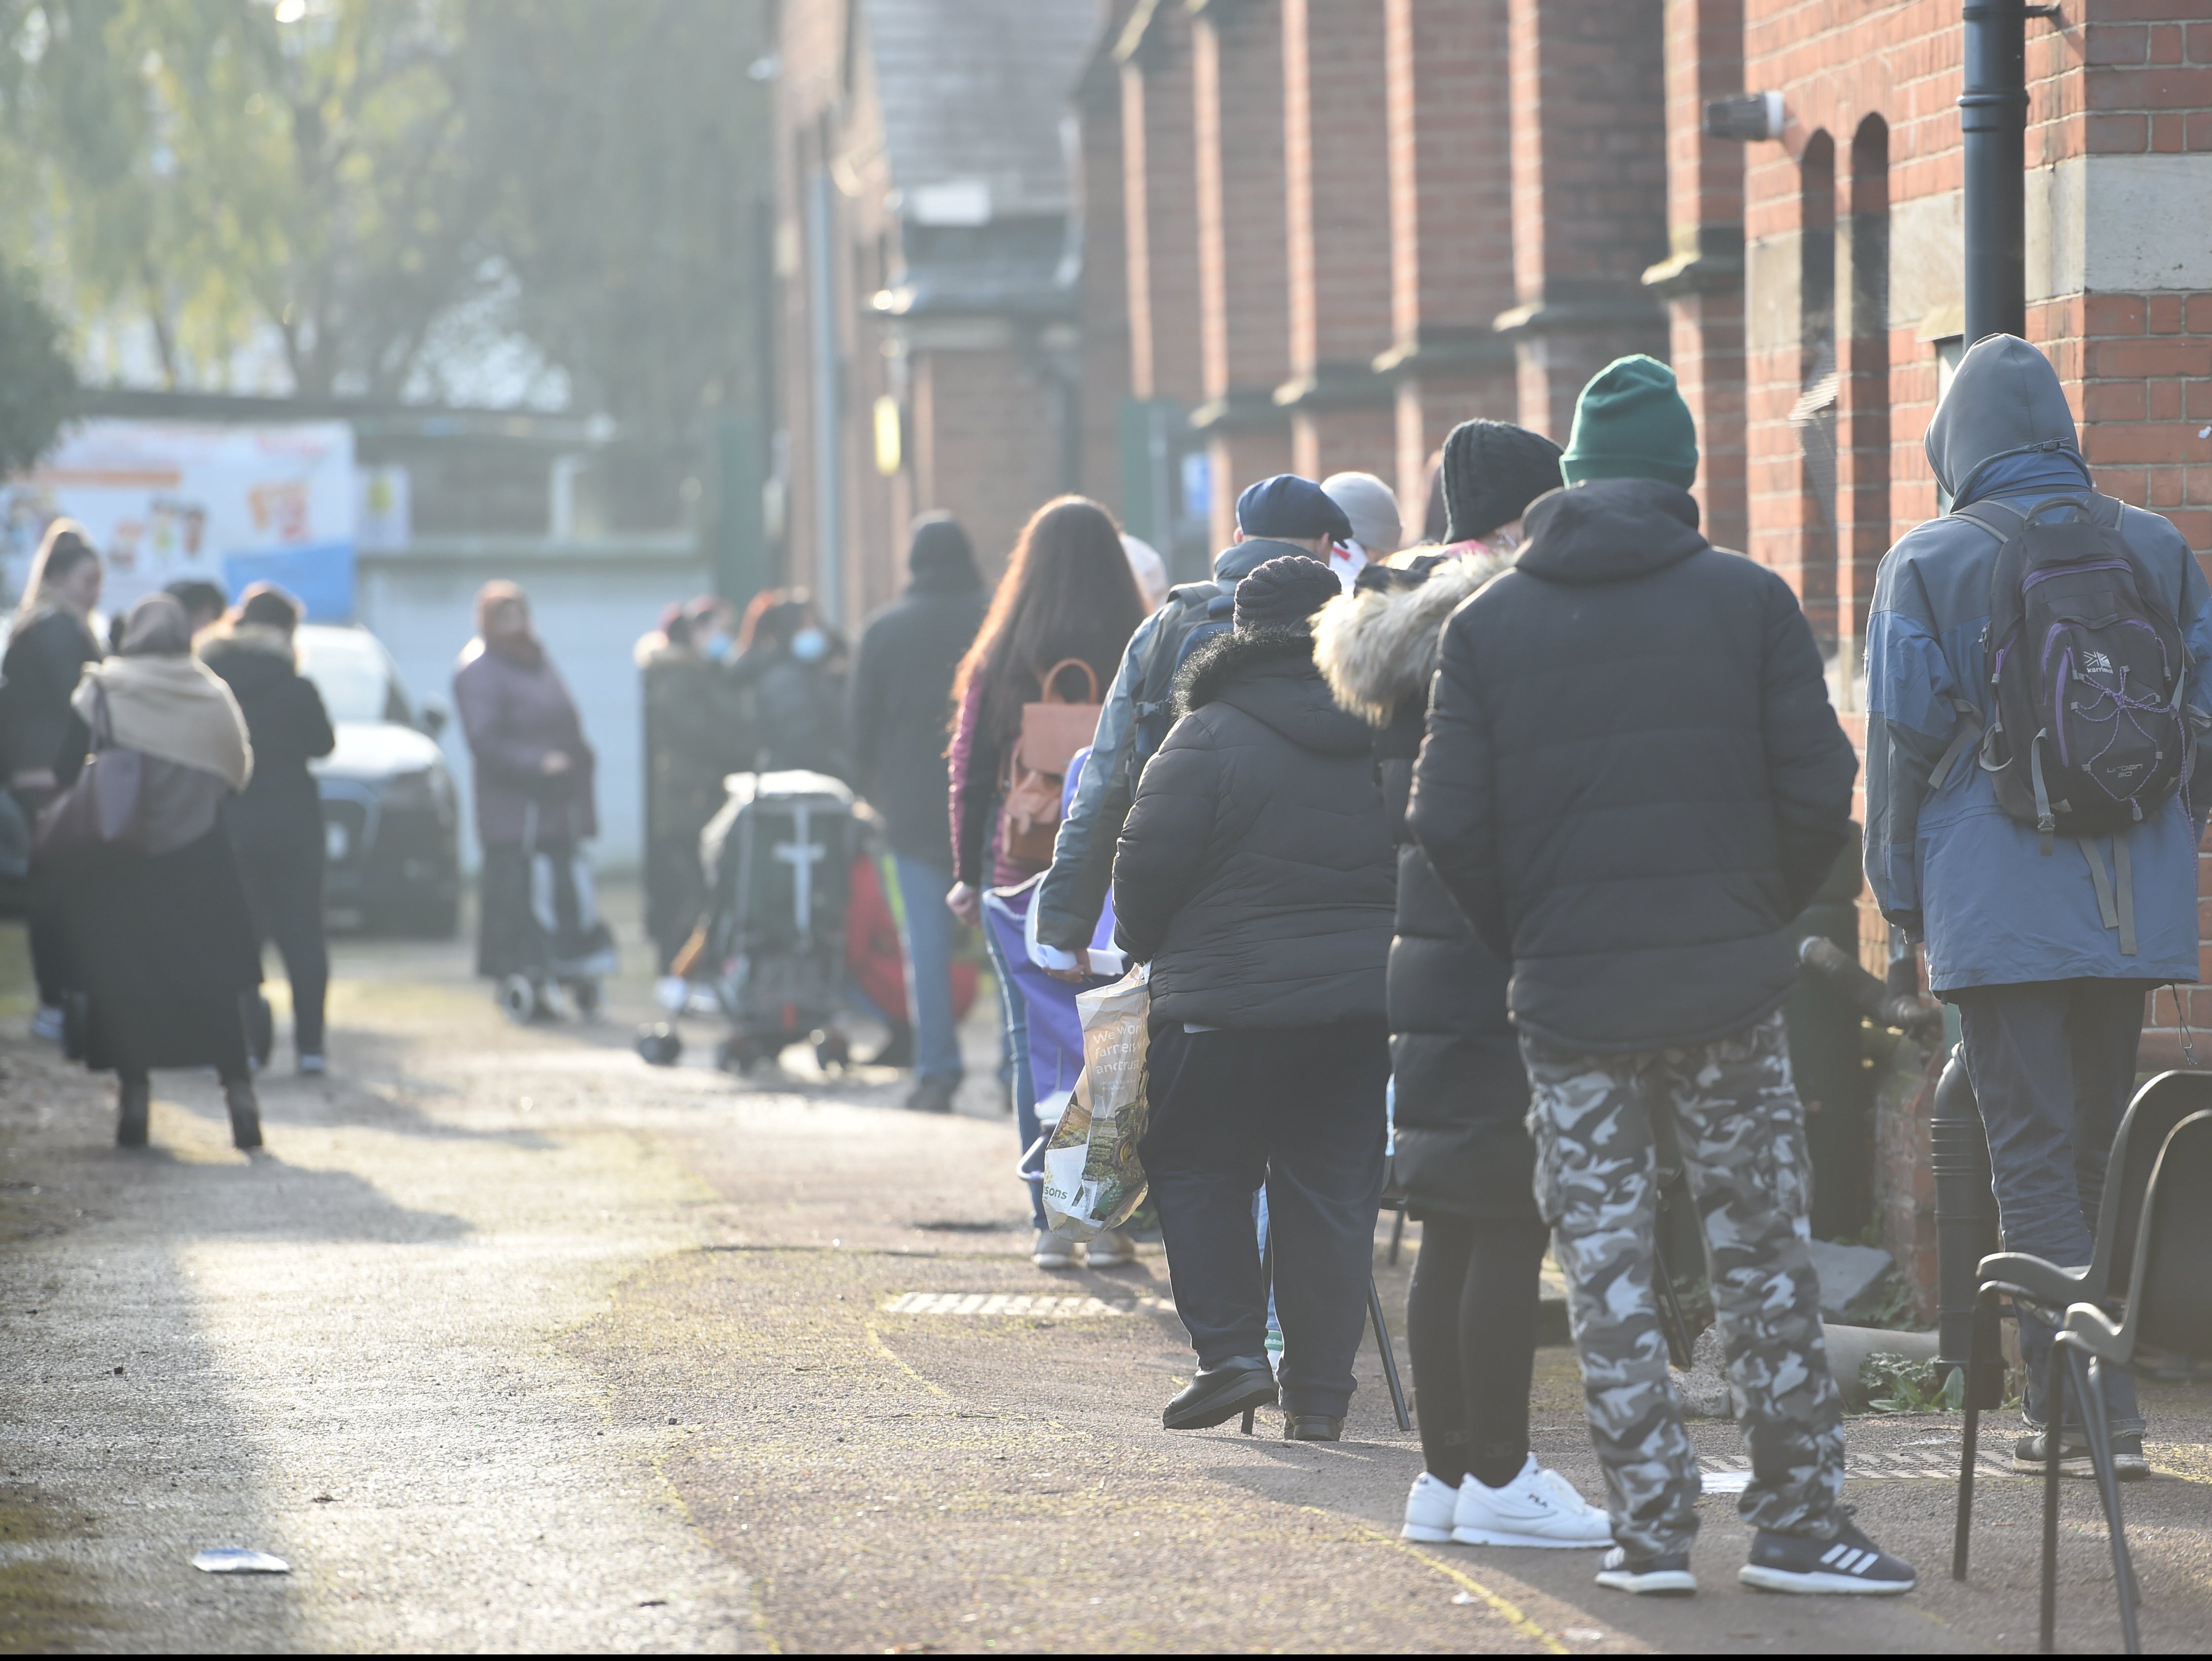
297, 624, 461, 938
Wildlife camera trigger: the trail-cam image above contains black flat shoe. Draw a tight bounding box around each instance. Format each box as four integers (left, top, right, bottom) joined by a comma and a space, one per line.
1282, 1414, 1343, 1442
224, 1080, 263, 1151
116, 1079, 149, 1148
1163, 1357, 1277, 1430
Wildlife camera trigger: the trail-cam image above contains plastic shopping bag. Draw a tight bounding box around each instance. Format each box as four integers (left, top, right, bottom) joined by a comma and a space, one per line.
1040, 963, 1151, 1240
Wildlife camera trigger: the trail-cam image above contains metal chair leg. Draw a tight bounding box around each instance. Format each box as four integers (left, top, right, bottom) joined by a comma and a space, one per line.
2075, 1349, 2142, 1654
1387, 1207, 1405, 1267
1368, 1272, 1413, 1432
1954, 1284, 1999, 1580
2041, 1344, 2066, 1655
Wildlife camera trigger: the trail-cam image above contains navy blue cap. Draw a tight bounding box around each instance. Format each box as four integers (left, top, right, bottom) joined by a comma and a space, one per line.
1234, 474, 1353, 543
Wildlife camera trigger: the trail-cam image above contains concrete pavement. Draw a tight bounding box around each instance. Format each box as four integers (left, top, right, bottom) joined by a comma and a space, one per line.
4, 915, 2211, 1651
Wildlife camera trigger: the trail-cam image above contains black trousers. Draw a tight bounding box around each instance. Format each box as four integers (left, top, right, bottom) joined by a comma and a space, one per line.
1406, 1213, 1551, 1487
233, 824, 328, 1058
645, 831, 708, 973
1954, 977, 2149, 1433
1138, 1019, 1388, 1417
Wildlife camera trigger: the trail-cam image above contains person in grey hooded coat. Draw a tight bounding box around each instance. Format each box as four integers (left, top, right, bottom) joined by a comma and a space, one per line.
1864, 332, 2212, 1475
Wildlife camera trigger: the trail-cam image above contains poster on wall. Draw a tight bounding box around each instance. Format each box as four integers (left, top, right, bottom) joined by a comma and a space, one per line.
1, 419, 358, 622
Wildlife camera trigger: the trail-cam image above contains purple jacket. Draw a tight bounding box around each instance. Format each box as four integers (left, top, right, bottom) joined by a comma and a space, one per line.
452, 639, 598, 846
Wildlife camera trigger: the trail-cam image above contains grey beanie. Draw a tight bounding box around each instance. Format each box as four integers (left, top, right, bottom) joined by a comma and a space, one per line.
1322, 472, 1403, 555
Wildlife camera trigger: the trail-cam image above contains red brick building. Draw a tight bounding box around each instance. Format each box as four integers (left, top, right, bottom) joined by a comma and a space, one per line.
774, 0, 2212, 1303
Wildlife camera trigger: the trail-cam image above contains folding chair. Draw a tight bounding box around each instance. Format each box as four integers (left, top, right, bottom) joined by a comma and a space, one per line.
1952, 1070, 2212, 1581
2037, 1109, 2212, 1654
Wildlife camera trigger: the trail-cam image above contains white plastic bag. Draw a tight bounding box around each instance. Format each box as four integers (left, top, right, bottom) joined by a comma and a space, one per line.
1040, 963, 1151, 1240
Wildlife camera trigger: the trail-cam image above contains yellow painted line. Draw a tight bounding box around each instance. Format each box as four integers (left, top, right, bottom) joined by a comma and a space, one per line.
1317, 1511, 1566, 1654
862, 1319, 950, 1399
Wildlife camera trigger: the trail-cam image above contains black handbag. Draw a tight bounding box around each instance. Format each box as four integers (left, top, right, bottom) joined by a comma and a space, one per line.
32, 686, 147, 863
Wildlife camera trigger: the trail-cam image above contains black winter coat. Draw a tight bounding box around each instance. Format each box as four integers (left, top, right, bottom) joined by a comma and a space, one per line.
1315, 550, 1533, 1222
847, 568, 985, 859
1112, 625, 1393, 1030
1409, 477, 1857, 1054
199, 627, 336, 844
0, 607, 101, 778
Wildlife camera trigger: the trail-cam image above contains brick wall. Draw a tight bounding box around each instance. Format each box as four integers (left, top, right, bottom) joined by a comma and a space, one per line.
911, 344, 1065, 580
1192, 0, 1294, 550
1379, 0, 1518, 521
1078, 47, 1133, 513
1501, 0, 1671, 442
1121, 11, 1205, 405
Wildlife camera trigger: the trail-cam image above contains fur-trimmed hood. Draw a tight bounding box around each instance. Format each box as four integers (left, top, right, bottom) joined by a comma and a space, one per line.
199, 621, 298, 669
1313, 547, 1513, 726
1172, 624, 1373, 757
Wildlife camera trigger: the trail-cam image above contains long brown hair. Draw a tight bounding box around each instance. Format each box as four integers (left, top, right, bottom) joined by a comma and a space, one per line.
16, 518, 98, 627
953, 496, 1144, 743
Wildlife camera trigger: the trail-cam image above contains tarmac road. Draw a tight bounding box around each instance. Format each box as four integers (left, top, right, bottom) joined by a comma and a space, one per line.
4, 907, 2211, 1652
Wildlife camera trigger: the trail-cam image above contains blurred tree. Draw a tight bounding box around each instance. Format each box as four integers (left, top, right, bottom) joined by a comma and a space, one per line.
0, 0, 484, 396
0, 262, 77, 472
459, 0, 774, 456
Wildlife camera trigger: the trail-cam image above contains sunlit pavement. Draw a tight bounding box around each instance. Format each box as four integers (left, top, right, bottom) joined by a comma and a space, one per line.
4, 890, 2210, 1652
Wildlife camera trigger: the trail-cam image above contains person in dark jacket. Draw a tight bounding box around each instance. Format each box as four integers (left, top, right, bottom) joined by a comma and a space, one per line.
1864, 334, 2212, 1476
731, 590, 848, 778
50, 594, 263, 1149
638, 596, 752, 971
199, 585, 337, 1073
1315, 424, 1606, 1552
453, 582, 599, 984
2, 521, 105, 1036
848, 515, 986, 1086
1410, 356, 1909, 1599
1114, 554, 1393, 1443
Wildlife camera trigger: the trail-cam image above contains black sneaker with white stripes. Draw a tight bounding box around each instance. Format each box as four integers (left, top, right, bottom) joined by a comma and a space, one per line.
1738, 1522, 1916, 1596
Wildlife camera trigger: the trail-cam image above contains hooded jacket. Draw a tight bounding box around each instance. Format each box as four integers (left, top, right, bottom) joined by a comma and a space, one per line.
200, 624, 335, 842
1410, 477, 1857, 1054
638, 636, 752, 847
1316, 550, 1534, 1220
1033, 536, 1315, 957
1111, 624, 1393, 1029
848, 552, 985, 860
1864, 334, 2212, 990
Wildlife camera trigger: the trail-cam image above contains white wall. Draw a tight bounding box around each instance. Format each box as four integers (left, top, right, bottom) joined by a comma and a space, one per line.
358, 535, 710, 873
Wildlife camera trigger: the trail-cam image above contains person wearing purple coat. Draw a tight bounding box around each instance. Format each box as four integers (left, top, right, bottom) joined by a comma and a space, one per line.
452, 582, 599, 979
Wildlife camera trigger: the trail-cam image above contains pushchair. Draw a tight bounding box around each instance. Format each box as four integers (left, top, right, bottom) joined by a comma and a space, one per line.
691, 770, 859, 1073
486, 803, 618, 1024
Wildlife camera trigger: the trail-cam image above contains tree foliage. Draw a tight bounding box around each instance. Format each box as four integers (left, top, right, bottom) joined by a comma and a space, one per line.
0, 261, 76, 473
0, 0, 484, 398
0, 0, 773, 501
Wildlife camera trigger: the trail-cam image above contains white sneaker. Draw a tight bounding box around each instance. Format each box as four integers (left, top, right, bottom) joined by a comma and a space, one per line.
1032, 1227, 1078, 1269
1451, 1456, 1614, 1548
1402, 1471, 1461, 1541
30, 1004, 62, 1042
1087, 1227, 1136, 1266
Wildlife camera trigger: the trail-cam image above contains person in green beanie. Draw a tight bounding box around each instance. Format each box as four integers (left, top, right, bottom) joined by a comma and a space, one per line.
1408, 356, 1914, 1599
1558, 355, 1700, 488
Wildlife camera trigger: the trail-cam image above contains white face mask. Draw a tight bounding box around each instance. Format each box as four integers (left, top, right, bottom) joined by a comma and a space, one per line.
791, 627, 829, 663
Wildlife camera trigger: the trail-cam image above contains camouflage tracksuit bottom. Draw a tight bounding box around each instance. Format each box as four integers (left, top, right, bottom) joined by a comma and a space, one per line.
1519, 1012, 1844, 1560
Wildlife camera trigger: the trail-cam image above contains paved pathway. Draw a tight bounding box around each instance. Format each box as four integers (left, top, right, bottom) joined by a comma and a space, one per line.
4, 924, 2210, 1651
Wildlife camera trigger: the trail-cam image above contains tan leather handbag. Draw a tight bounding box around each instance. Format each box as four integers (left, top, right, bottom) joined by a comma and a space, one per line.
1000, 658, 1101, 867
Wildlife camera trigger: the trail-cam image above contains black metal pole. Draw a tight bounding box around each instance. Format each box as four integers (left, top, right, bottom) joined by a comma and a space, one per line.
1931, 1046, 2003, 1407
1960, 1, 2029, 343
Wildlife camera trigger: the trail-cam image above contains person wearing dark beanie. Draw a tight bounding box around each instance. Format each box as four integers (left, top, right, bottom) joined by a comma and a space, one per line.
1440, 420, 1564, 548
1410, 351, 1895, 1598
1558, 354, 1700, 488
1113, 548, 1394, 1445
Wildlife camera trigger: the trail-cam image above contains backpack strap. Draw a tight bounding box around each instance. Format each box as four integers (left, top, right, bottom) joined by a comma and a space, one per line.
1928, 697, 1983, 789
2078, 834, 2138, 957
1950, 499, 2025, 543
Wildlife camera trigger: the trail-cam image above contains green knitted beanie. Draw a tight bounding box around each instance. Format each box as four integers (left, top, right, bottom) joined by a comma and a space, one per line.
1559, 355, 1700, 488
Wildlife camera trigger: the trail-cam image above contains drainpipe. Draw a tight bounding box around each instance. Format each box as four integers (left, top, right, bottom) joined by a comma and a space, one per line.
1960, 2, 2061, 343
806, 169, 845, 627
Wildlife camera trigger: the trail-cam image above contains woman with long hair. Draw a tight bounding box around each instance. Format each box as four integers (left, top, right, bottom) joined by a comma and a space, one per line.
943, 495, 1145, 1263
1, 521, 106, 1036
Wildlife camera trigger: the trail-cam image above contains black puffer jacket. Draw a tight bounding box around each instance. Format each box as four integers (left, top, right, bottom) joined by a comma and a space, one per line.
0, 607, 100, 778
1112, 625, 1393, 1030
198, 625, 336, 844
1315, 549, 1533, 1221
1409, 477, 1856, 1054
